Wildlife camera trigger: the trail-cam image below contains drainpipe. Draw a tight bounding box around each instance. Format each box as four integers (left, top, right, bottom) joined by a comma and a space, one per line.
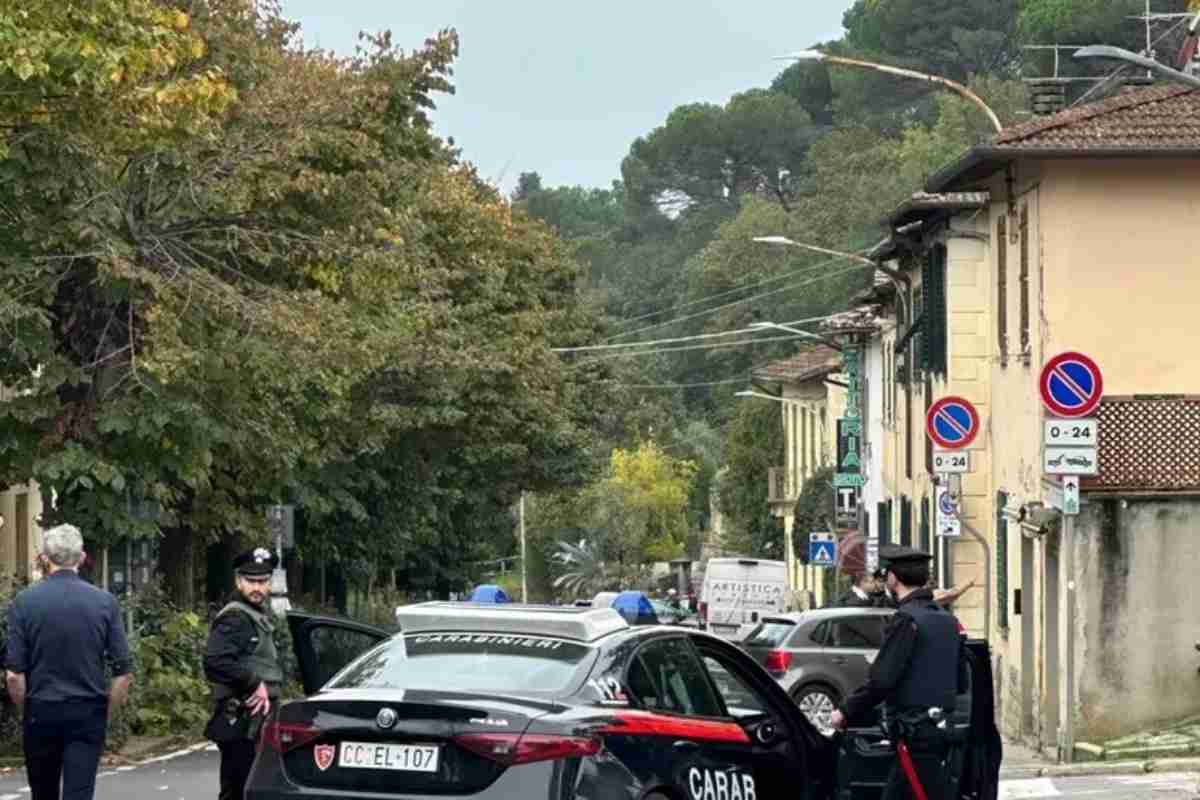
952, 512, 992, 641
1061, 512, 1076, 763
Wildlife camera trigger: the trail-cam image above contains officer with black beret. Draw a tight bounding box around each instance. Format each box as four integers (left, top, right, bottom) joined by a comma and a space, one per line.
831, 545, 962, 800
203, 547, 283, 800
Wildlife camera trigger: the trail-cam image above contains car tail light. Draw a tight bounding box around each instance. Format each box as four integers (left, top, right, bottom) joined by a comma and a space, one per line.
764, 649, 792, 674
454, 733, 601, 766
260, 720, 322, 754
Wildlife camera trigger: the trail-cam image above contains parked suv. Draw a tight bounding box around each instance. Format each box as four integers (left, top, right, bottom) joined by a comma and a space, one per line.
740, 607, 893, 734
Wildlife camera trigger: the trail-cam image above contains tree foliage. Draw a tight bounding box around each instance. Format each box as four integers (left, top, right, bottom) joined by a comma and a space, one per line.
0, 0, 607, 603
718, 401, 785, 560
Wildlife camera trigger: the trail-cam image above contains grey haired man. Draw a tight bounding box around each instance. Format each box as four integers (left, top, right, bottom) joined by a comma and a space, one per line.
5, 524, 133, 800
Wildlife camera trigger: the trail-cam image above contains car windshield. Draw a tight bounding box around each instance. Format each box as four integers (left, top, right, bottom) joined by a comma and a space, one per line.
327, 632, 596, 695
743, 620, 796, 647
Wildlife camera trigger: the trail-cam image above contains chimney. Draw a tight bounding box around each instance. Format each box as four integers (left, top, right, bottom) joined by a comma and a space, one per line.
1027, 79, 1067, 115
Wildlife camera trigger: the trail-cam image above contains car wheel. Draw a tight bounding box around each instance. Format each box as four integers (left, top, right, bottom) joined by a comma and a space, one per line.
793, 684, 840, 736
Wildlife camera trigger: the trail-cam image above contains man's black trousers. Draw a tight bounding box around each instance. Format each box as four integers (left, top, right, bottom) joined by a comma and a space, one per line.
882, 723, 950, 800
23, 699, 108, 800
218, 739, 258, 800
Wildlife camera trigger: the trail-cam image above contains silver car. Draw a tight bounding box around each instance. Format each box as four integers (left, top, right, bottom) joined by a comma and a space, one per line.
740, 607, 893, 734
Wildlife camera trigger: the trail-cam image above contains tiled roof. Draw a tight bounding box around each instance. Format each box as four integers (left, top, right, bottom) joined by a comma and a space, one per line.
823, 305, 885, 334
887, 191, 989, 228
928, 83, 1200, 191
752, 344, 841, 385
993, 84, 1200, 151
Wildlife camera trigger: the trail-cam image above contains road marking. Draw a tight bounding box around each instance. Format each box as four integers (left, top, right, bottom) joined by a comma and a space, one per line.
999, 778, 1060, 800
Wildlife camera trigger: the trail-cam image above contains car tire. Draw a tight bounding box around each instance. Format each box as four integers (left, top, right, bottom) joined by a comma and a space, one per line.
792, 683, 840, 736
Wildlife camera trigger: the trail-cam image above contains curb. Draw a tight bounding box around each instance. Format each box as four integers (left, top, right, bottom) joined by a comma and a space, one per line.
1000, 755, 1200, 780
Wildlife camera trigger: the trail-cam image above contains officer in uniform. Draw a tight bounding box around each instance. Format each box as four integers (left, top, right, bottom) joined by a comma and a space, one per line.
204, 547, 283, 800
831, 545, 961, 800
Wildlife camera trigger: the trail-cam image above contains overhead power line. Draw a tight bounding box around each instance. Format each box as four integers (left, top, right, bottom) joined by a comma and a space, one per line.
582, 333, 809, 362
621, 377, 752, 389
605, 261, 869, 343
553, 313, 831, 354
606, 247, 872, 338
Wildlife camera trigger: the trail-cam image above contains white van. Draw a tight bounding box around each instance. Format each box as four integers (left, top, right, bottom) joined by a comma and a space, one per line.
699, 557, 788, 641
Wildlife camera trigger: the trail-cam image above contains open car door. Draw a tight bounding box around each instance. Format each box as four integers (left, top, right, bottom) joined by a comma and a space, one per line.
833, 638, 1001, 800
286, 611, 392, 695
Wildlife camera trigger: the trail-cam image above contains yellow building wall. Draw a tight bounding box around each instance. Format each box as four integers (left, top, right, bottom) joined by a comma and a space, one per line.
781, 377, 844, 609
1039, 159, 1200, 392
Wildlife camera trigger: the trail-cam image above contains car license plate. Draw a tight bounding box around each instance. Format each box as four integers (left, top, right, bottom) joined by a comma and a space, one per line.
338, 742, 440, 772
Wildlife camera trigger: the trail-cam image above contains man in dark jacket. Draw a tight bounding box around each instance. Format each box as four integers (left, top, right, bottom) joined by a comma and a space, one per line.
204, 547, 283, 800
835, 572, 879, 607
6, 524, 132, 800
831, 545, 961, 800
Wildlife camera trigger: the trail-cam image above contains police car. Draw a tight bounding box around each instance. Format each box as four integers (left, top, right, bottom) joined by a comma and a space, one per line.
246, 603, 1000, 800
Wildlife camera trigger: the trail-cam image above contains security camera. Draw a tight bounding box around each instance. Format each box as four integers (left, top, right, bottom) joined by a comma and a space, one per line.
1021, 503, 1059, 527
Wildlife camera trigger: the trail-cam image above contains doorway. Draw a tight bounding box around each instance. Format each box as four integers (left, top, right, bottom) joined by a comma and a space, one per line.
1042, 534, 1061, 752
1021, 534, 1036, 739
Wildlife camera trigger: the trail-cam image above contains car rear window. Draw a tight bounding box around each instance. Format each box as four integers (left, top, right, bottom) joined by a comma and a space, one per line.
743, 620, 796, 647
327, 632, 595, 694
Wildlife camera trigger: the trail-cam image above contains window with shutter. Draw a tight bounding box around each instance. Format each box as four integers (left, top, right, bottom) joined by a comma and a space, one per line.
878, 501, 892, 546
921, 245, 948, 376
900, 496, 912, 546
1019, 206, 1030, 361
997, 215, 1008, 366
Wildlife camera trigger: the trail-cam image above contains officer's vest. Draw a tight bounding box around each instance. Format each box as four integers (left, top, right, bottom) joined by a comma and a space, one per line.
210, 600, 283, 702
890, 599, 960, 712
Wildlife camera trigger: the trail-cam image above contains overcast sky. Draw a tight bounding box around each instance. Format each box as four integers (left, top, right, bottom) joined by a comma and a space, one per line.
280, 1, 853, 193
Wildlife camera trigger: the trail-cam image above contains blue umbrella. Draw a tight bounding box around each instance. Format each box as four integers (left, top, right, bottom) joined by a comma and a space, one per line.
612, 591, 659, 625
469, 585, 511, 603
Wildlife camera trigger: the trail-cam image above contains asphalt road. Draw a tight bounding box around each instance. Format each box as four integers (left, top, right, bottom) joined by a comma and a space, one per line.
0, 747, 1195, 799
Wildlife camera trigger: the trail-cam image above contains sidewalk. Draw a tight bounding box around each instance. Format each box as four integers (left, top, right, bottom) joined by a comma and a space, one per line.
1000, 722, 1200, 780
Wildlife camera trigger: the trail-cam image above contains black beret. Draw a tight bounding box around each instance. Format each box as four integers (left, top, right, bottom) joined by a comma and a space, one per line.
233, 547, 278, 576
879, 544, 934, 568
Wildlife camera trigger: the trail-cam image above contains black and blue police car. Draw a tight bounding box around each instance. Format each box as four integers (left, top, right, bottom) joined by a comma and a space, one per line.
247, 602, 1000, 800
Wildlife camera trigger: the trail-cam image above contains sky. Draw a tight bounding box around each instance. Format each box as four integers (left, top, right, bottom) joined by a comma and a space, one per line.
280, 1, 854, 193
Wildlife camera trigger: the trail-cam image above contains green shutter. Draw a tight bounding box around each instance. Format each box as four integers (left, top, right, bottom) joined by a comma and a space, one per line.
900, 496, 912, 546
922, 245, 948, 376
996, 491, 1009, 630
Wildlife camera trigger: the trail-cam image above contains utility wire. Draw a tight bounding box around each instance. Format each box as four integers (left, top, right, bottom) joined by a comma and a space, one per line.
605, 261, 869, 343
620, 377, 752, 389
553, 313, 831, 354
582, 333, 809, 362
606, 247, 873, 338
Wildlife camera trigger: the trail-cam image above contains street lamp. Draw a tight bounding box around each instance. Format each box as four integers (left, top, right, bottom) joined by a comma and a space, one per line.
752, 236, 875, 266
735, 390, 785, 402
1072, 45, 1200, 90
780, 50, 1003, 133
749, 321, 844, 352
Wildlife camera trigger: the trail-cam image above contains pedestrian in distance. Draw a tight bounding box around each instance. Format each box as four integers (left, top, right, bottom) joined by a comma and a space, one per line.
831, 545, 962, 800
5, 524, 133, 800
204, 547, 283, 800
834, 572, 878, 608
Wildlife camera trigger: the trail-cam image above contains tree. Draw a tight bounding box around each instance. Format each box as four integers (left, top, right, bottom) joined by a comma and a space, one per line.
844, 0, 1021, 81
1, 1, 609, 606
719, 401, 785, 559
551, 539, 611, 598
620, 90, 815, 213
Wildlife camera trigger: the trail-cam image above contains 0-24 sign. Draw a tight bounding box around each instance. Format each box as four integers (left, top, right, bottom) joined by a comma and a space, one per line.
933, 451, 970, 474
1044, 419, 1097, 446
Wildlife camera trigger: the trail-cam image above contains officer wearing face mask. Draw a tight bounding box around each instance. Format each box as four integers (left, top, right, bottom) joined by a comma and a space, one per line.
830, 545, 961, 800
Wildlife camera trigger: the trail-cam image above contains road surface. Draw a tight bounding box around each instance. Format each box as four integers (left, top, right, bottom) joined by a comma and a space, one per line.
0, 747, 1194, 799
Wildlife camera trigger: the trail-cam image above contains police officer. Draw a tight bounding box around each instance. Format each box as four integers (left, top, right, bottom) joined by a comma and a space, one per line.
204, 547, 283, 800
830, 545, 961, 800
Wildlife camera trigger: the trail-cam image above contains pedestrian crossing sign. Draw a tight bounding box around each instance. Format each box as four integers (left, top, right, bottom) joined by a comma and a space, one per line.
809, 533, 837, 568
